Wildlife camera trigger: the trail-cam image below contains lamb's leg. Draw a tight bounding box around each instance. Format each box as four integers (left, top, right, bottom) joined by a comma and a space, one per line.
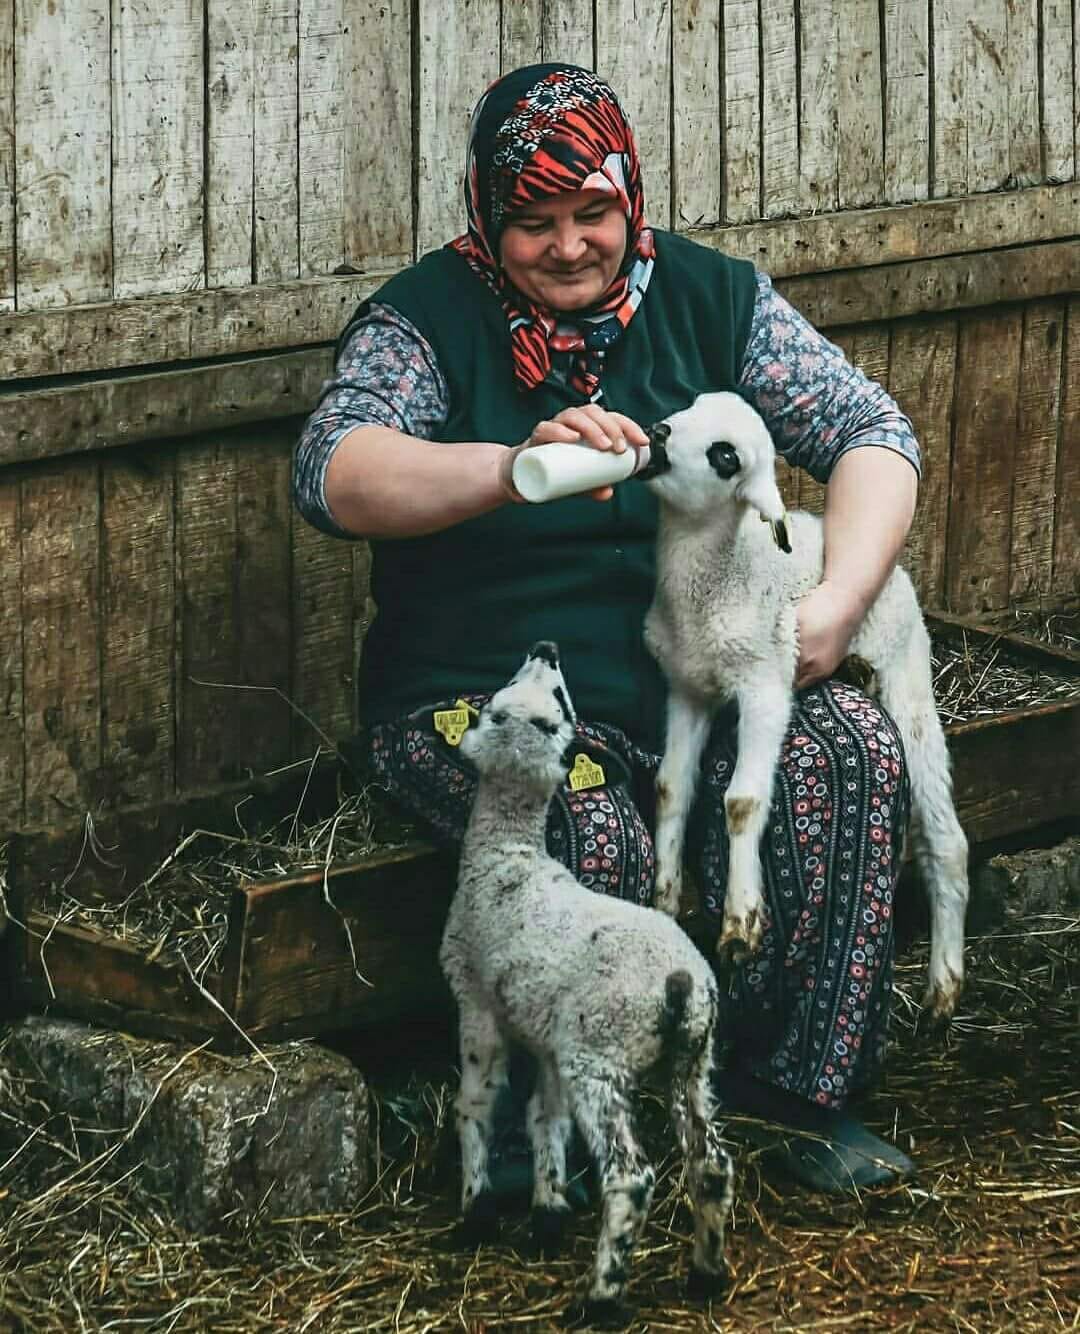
669, 1039, 734, 1297
455, 1000, 510, 1242
565, 1068, 654, 1322
655, 689, 713, 916
719, 678, 793, 962
527, 1057, 574, 1256
878, 627, 969, 1021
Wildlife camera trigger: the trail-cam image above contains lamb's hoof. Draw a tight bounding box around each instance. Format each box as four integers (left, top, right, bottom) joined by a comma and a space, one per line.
528, 1203, 572, 1258
562, 1297, 629, 1329
654, 877, 681, 918
921, 975, 962, 1031
715, 913, 761, 967
686, 1263, 732, 1301
456, 1190, 499, 1247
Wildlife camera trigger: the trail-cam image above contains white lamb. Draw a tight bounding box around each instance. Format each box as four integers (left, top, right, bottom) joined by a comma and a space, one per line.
441, 642, 734, 1322
641, 392, 969, 1023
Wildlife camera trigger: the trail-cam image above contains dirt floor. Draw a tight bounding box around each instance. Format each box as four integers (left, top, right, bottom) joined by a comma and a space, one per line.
0, 919, 1076, 1333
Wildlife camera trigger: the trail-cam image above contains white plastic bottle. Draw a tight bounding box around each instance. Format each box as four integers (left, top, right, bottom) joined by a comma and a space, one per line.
511, 442, 647, 503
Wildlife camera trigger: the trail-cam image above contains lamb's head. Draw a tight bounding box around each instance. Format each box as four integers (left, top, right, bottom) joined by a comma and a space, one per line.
461, 641, 576, 792
643, 391, 787, 532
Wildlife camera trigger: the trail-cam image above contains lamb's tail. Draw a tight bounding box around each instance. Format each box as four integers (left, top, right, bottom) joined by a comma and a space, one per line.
659, 969, 695, 1048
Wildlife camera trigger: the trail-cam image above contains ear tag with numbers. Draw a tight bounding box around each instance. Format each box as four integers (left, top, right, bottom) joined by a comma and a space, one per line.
568, 753, 606, 791
434, 698, 478, 747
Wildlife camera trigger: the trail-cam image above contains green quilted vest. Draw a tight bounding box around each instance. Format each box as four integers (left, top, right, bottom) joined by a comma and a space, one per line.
350, 230, 755, 751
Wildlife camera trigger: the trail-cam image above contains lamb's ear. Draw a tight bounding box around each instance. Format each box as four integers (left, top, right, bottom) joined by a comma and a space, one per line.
736, 467, 786, 523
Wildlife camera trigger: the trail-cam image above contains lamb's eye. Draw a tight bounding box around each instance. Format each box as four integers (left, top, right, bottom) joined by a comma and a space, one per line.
707, 441, 741, 479
530, 716, 559, 736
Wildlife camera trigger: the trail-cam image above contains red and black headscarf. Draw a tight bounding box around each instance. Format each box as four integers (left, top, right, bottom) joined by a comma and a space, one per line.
449, 63, 655, 399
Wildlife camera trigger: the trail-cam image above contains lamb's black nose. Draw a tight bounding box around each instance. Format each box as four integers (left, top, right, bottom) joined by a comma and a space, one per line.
528, 641, 560, 668
635, 422, 672, 479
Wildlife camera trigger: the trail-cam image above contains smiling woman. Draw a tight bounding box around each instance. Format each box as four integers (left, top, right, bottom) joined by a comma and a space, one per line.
292, 61, 925, 1200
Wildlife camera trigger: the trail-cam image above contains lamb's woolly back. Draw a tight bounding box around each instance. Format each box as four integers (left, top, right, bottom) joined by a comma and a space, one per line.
440, 642, 734, 1318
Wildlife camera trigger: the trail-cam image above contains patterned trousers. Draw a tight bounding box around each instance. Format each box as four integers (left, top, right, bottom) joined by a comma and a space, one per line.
363, 680, 909, 1110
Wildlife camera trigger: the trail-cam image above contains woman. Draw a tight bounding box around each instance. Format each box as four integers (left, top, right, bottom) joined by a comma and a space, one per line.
294, 63, 919, 1193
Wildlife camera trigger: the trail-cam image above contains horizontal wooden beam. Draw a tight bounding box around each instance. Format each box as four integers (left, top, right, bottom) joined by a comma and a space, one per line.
703, 181, 1080, 278
0, 348, 333, 468
778, 238, 1080, 329
2, 237, 1078, 468
3, 184, 1078, 383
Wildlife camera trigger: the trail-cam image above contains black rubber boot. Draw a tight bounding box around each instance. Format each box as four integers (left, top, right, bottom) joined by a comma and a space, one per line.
714, 1070, 914, 1194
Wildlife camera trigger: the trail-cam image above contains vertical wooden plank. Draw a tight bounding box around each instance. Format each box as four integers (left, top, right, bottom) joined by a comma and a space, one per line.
502, 0, 543, 69
0, 0, 13, 309
21, 462, 101, 824
836, 0, 884, 208
291, 516, 357, 760
931, 0, 969, 198
596, 0, 672, 228
541, 0, 594, 67
1052, 300, 1080, 602
0, 473, 23, 826
761, 0, 799, 217
176, 438, 240, 789
111, 0, 204, 299
946, 310, 1023, 614
964, 0, 1009, 194
1009, 301, 1064, 603
1004, 0, 1040, 188
1040, 0, 1075, 183
882, 0, 929, 203
890, 318, 958, 607
797, 0, 838, 213
722, 0, 761, 223
206, 0, 255, 288
101, 450, 176, 807
673, 0, 721, 229
234, 429, 294, 774
253, 0, 300, 283
14, 0, 111, 307
346, 0, 413, 271
298, 0, 346, 277
416, 0, 500, 255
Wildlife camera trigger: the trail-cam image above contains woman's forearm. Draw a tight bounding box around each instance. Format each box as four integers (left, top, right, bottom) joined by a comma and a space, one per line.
323, 425, 514, 538
821, 445, 918, 611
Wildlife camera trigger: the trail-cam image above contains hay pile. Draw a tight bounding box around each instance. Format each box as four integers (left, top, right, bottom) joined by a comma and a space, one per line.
1, 919, 1076, 1332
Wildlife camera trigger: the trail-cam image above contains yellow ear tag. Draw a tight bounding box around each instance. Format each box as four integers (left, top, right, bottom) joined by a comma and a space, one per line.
434, 699, 477, 747
568, 753, 606, 791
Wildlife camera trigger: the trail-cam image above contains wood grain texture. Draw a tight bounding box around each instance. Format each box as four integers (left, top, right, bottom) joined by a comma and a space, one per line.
101, 449, 176, 809
206, 0, 257, 288
298, 0, 348, 277
502, 0, 543, 69
882, 0, 929, 203
889, 318, 958, 606
760, 0, 799, 218
1040, 0, 1076, 183
797, 0, 838, 214
540, 0, 594, 67
1003, 0, 1040, 189
111, 0, 204, 298
721, 0, 761, 223
1009, 300, 1065, 603
14, 0, 112, 307
946, 309, 1023, 613
1052, 299, 1080, 601
596, 0, 672, 228
0, 472, 23, 825
291, 514, 358, 758
0, 0, 13, 309
416, 0, 500, 255
20, 460, 102, 824
836, 0, 883, 208
673, 0, 722, 229
253, 0, 300, 283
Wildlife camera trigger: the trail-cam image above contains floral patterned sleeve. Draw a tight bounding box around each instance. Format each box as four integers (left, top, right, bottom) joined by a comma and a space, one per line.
738, 270, 920, 483
292, 302, 449, 537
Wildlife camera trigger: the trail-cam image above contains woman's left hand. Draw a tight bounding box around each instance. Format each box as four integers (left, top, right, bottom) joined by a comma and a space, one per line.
794, 580, 868, 688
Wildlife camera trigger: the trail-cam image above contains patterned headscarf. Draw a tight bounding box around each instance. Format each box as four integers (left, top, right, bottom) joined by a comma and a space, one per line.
449, 63, 655, 399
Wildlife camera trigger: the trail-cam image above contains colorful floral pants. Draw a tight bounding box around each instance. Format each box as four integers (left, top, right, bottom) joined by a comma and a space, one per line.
363, 680, 909, 1110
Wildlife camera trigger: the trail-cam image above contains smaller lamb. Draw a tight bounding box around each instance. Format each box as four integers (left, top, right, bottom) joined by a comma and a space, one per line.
441, 642, 734, 1322
642, 392, 969, 1023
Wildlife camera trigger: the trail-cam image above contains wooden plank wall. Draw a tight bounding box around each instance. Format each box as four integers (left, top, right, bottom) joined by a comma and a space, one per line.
0, 0, 1078, 833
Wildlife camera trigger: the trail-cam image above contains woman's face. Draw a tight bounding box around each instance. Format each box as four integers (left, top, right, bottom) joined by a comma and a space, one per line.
499, 189, 628, 311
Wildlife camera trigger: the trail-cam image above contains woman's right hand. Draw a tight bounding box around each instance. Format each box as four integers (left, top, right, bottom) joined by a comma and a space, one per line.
501, 405, 650, 501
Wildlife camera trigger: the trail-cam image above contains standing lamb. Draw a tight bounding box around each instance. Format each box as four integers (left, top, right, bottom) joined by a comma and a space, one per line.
441, 642, 734, 1322
641, 392, 969, 1023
